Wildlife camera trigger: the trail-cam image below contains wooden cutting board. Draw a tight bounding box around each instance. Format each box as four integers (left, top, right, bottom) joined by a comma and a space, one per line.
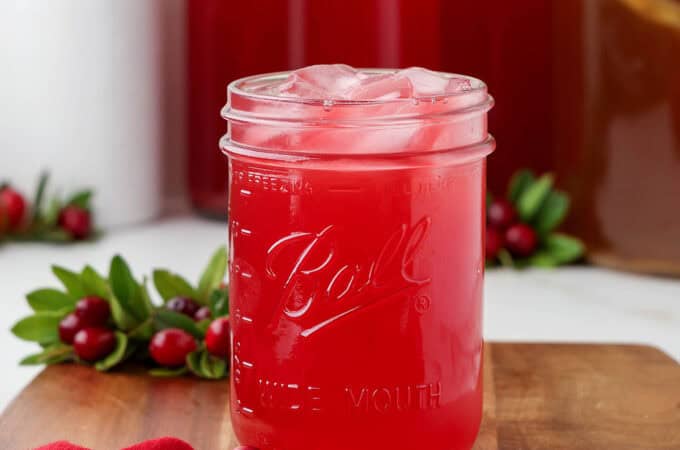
1, 343, 679, 450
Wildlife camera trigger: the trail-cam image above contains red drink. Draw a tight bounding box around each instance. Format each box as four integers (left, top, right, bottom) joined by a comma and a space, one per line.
222, 66, 494, 450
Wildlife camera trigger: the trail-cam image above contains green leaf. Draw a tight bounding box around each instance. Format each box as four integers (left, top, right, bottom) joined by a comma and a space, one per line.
497, 249, 514, 268
527, 251, 559, 268
153, 270, 197, 302
26, 288, 76, 312
32, 172, 49, 222
196, 319, 211, 335
486, 191, 493, 209
65, 190, 93, 209
149, 366, 188, 377
200, 350, 227, 379
109, 255, 148, 321
140, 278, 156, 315
186, 350, 227, 380
186, 350, 202, 376
533, 190, 570, 235
44, 196, 62, 227
37, 229, 72, 243
517, 173, 554, 222
20, 343, 73, 366
208, 288, 229, 319
95, 332, 129, 371
127, 318, 154, 341
11, 312, 64, 344
52, 266, 86, 299
108, 257, 144, 329
543, 233, 585, 264
81, 265, 110, 299
197, 247, 227, 303
153, 309, 204, 339
508, 170, 535, 203
110, 298, 139, 331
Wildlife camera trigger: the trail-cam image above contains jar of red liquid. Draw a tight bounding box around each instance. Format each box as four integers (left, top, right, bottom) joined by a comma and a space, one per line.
221, 67, 494, 450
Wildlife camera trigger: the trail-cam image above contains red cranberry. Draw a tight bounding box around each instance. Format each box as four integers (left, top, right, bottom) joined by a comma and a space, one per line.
58, 205, 91, 239
73, 327, 116, 362
485, 227, 504, 260
166, 296, 200, 318
75, 296, 110, 326
505, 223, 538, 257
58, 313, 86, 344
0, 187, 26, 230
149, 329, 197, 367
487, 199, 517, 229
205, 317, 231, 358
194, 306, 212, 322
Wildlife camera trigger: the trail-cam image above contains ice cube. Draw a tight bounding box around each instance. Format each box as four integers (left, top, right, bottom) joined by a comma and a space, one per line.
278, 64, 362, 99
256, 65, 473, 101
347, 73, 414, 101
399, 67, 470, 97
290, 124, 421, 153
446, 77, 473, 92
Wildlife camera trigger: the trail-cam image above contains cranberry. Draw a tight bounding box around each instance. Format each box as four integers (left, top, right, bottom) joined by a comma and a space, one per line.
485, 227, 504, 260
505, 223, 538, 257
166, 296, 200, 318
194, 306, 212, 322
58, 205, 91, 239
149, 329, 197, 367
75, 296, 110, 326
487, 199, 517, 229
58, 313, 86, 344
0, 187, 26, 230
73, 327, 116, 362
205, 317, 231, 358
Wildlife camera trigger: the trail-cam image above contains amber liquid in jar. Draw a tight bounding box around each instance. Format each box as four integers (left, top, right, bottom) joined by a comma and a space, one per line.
553, 0, 680, 275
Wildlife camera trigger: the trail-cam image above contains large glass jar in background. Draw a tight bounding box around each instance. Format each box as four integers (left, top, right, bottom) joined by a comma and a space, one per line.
187, 0, 441, 217
221, 70, 494, 450
187, 2, 290, 217
187, 0, 555, 216
552, 0, 680, 275
440, 0, 555, 194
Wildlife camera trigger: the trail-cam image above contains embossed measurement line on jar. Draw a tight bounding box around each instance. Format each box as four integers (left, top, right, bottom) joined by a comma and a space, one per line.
231, 214, 259, 416
327, 186, 363, 193
233, 307, 257, 417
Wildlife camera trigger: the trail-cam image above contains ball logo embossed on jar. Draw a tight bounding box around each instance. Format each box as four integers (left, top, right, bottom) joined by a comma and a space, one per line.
264, 217, 432, 337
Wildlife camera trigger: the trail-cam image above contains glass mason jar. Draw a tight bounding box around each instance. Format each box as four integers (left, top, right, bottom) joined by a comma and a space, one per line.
221, 71, 494, 450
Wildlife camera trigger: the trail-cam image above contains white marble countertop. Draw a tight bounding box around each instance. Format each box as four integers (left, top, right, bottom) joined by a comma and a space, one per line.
1, 216, 679, 412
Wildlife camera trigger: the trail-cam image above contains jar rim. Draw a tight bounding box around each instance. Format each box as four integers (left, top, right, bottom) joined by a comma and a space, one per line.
226, 68, 490, 106
221, 69, 494, 159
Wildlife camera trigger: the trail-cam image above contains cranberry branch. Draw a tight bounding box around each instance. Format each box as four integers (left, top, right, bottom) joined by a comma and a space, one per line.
11, 247, 231, 380
0, 172, 97, 244
486, 170, 585, 268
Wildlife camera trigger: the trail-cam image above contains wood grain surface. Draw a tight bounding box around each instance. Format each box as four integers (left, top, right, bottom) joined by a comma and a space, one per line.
1, 343, 678, 450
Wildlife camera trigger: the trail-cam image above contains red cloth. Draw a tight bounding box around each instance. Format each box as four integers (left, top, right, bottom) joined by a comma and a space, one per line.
33, 442, 90, 450
122, 437, 194, 450
34, 437, 194, 450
